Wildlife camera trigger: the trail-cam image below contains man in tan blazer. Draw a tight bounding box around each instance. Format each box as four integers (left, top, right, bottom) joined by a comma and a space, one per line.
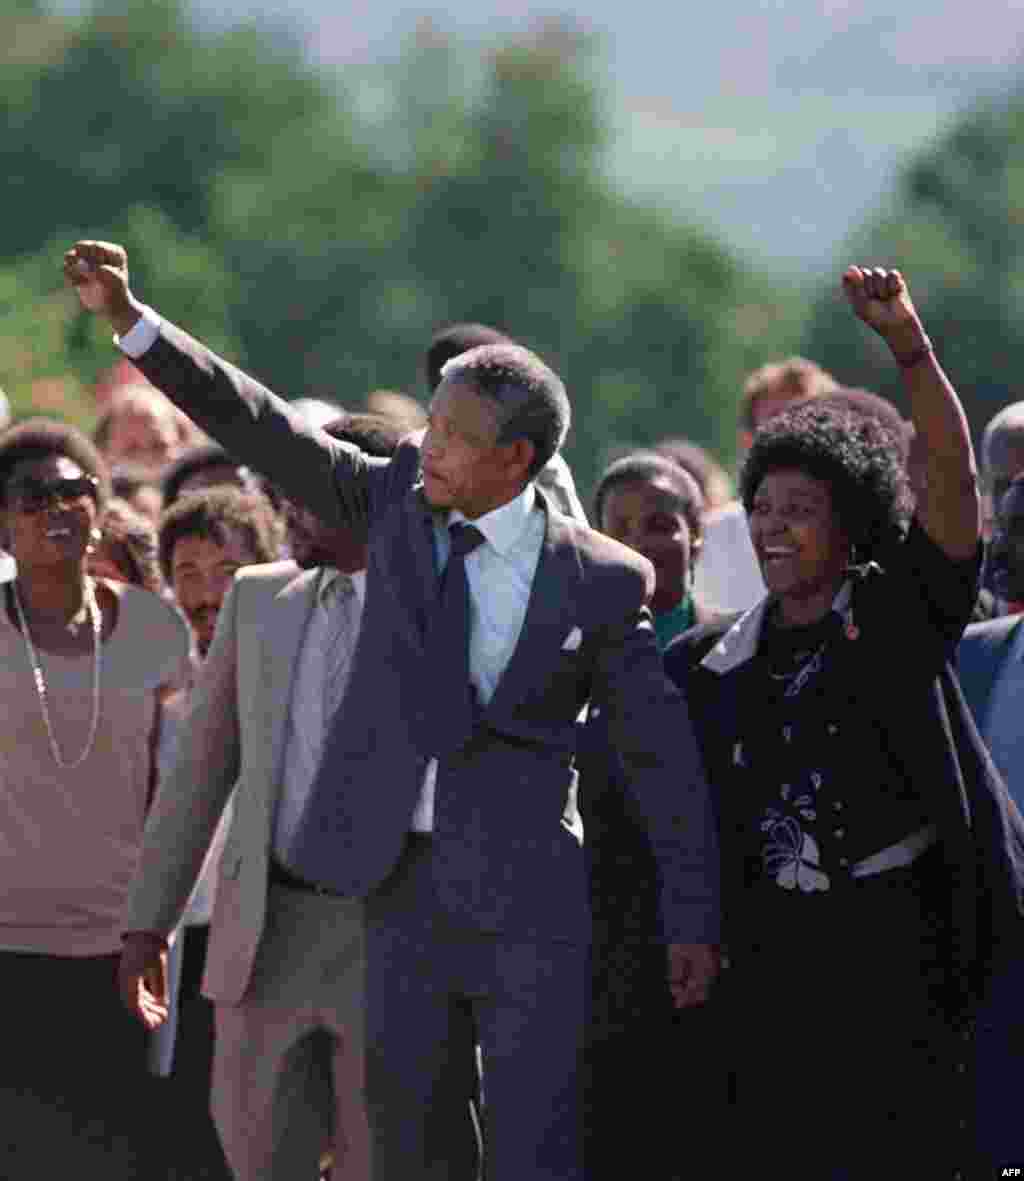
120, 414, 484, 1180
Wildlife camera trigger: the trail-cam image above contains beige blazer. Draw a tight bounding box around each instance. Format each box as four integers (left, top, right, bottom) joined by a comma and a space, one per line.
125, 560, 324, 1005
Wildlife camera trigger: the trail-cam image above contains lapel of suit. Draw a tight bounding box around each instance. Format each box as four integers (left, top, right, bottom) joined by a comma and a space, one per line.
408, 485, 441, 601
485, 498, 583, 721
983, 617, 1024, 729
960, 616, 1021, 731
389, 485, 440, 651
256, 568, 321, 789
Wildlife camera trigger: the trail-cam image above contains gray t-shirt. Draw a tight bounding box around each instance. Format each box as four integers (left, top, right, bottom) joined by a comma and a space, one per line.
0, 581, 190, 956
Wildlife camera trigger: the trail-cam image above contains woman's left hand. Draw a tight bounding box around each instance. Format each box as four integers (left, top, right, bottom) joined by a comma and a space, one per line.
842, 266, 927, 358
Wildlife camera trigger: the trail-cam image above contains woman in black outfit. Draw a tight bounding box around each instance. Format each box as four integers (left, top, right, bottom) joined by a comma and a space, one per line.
664, 267, 1024, 1178
582, 453, 729, 1180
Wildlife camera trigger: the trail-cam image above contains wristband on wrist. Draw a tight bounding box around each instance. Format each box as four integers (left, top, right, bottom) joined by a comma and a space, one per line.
893, 337, 934, 369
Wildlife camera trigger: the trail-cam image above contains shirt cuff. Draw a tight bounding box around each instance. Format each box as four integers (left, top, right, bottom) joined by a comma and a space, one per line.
114, 305, 162, 358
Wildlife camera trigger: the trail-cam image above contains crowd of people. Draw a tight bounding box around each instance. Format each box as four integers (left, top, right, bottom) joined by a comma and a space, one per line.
0, 239, 1021, 1181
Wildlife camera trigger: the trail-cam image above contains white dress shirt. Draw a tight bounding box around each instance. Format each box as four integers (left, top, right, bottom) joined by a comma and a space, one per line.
410, 483, 546, 831
273, 568, 366, 862
981, 621, 1024, 815
116, 304, 162, 356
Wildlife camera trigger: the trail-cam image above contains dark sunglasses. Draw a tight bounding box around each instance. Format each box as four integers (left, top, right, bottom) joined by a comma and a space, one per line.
7, 474, 99, 513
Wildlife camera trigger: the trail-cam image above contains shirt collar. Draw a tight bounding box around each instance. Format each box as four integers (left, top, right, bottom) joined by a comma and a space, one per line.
448, 482, 537, 557
701, 581, 852, 675
317, 566, 366, 608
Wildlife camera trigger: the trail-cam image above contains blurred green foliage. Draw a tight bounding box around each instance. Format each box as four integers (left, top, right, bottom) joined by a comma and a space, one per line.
0, 0, 845, 496
803, 88, 1024, 447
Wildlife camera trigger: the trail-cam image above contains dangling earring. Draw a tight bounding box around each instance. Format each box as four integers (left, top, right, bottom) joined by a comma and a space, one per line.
87, 527, 102, 554
843, 542, 865, 640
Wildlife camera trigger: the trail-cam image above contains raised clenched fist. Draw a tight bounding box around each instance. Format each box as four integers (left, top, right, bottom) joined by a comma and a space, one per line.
841, 265, 928, 361
63, 240, 139, 334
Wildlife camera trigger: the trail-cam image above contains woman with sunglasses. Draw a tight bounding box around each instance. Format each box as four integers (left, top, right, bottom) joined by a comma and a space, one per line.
0, 418, 190, 1177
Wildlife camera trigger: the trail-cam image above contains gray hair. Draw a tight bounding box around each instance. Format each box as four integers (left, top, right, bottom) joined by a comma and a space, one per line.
442, 344, 570, 477
982, 401, 1024, 489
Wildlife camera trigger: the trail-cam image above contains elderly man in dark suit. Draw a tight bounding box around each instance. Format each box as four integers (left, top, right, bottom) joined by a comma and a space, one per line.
958, 473, 1024, 1170
66, 239, 720, 1181
960, 474, 1024, 789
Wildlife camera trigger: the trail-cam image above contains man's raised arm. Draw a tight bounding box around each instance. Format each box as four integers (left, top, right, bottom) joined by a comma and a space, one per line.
64, 240, 380, 533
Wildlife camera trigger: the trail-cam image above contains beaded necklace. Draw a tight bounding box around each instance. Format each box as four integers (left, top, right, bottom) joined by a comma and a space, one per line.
11, 578, 103, 770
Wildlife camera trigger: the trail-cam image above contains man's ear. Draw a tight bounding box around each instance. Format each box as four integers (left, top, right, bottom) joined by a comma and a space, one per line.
503, 437, 535, 483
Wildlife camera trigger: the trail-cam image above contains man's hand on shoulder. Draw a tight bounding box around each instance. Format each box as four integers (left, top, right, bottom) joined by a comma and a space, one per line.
63, 240, 142, 338
667, 942, 720, 1008
119, 930, 170, 1030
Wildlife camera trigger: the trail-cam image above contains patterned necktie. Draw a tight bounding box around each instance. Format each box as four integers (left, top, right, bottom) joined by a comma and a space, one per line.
428, 522, 486, 756
323, 573, 359, 727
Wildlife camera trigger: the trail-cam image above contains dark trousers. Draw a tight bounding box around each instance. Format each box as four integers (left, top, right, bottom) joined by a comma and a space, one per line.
975, 953, 1024, 1170
582, 744, 728, 1181
0, 950, 158, 1179
586, 939, 728, 1181
724, 861, 965, 1179
158, 925, 232, 1180
365, 836, 589, 1181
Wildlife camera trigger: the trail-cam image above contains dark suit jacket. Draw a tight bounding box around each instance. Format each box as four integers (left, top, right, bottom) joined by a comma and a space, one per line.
957, 614, 1024, 733
132, 319, 720, 945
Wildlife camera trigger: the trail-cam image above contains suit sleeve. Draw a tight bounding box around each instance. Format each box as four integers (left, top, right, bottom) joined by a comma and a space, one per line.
124, 576, 244, 937
128, 318, 389, 533
593, 591, 721, 944
956, 619, 1016, 731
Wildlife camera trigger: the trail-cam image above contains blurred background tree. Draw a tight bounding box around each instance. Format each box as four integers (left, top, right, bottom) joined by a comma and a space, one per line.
0, 206, 238, 424
803, 88, 1024, 443
13, 0, 1017, 499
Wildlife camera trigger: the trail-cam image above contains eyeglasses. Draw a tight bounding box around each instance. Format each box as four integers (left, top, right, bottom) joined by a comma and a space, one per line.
7, 475, 99, 513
